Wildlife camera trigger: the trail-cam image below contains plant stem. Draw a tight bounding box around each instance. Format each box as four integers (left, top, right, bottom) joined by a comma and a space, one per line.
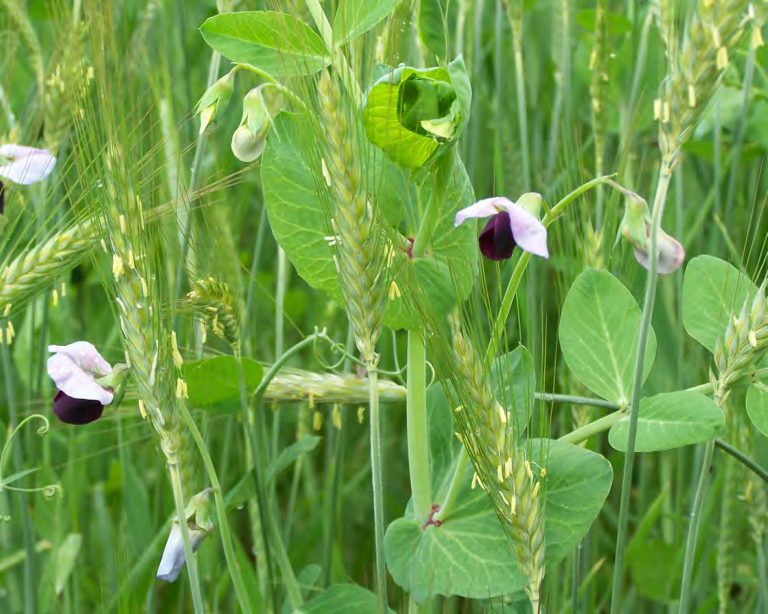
1, 336, 35, 614
167, 458, 205, 614
407, 329, 431, 521
534, 392, 621, 410
433, 447, 469, 522
177, 402, 252, 611
610, 161, 673, 614
558, 410, 624, 445
507, 8, 531, 188
678, 439, 716, 613
485, 175, 614, 362
715, 439, 768, 483
368, 362, 389, 614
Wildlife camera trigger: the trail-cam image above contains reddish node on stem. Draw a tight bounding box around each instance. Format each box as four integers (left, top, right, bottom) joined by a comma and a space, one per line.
422, 503, 443, 529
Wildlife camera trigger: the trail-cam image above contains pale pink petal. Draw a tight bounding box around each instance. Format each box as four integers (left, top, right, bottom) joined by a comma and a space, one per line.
46, 353, 114, 405
503, 201, 549, 258
454, 198, 508, 226
632, 228, 685, 275
0, 144, 56, 185
48, 341, 112, 376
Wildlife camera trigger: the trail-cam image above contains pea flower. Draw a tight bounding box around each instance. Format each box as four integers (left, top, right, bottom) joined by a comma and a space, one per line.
454, 193, 549, 261
157, 489, 213, 582
46, 342, 117, 425
620, 190, 684, 275
0, 144, 56, 185
195, 70, 235, 134
230, 84, 285, 163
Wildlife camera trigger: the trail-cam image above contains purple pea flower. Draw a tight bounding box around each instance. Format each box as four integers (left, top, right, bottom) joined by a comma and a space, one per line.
46, 342, 114, 425
454, 195, 549, 261
0, 144, 56, 185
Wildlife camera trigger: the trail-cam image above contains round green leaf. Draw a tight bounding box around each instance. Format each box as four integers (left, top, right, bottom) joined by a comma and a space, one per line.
183, 356, 263, 408
333, 0, 400, 45
300, 583, 394, 613
385, 389, 612, 601
608, 391, 724, 452
200, 12, 330, 77
559, 269, 657, 404
747, 383, 768, 437
682, 255, 757, 353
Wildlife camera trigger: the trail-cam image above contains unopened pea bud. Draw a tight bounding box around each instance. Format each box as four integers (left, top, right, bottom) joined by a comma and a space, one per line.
195, 69, 235, 134
230, 84, 286, 163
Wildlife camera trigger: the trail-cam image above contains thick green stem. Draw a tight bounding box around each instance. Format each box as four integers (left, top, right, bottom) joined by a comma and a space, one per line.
167, 459, 205, 614
177, 402, 252, 612
610, 161, 673, 613
535, 392, 620, 410
433, 446, 469, 522
558, 410, 624, 445
509, 14, 530, 188
407, 330, 431, 521
678, 439, 716, 612
368, 363, 389, 613
485, 175, 615, 362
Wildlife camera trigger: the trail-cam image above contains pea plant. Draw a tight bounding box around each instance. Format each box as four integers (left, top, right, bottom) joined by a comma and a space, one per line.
0, 1, 766, 613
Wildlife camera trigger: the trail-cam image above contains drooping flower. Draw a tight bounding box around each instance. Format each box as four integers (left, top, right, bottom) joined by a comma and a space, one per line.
195, 70, 235, 134
0, 144, 56, 185
620, 190, 685, 275
454, 193, 549, 260
230, 84, 285, 163
157, 489, 213, 582
46, 342, 115, 424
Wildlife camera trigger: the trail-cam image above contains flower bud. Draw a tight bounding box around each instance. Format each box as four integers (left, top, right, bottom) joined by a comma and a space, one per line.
156, 489, 214, 582
620, 193, 684, 275
230, 84, 285, 163
195, 70, 235, 134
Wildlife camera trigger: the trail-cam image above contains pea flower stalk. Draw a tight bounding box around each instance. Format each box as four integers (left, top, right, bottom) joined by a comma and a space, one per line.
454, 193, 549, 260
46, 342, 126, 424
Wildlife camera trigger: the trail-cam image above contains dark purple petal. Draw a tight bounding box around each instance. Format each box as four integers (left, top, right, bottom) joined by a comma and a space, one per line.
478, 212, 516, 261
53, 390, 104, 425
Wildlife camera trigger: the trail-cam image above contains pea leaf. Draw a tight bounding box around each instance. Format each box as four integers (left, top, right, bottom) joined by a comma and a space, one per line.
608, 391, 724, 452
333, 0, 400, 45
747, 383, 768, 437
200, 12, 329, 77
384, 387, 612, 602
682, 255, 757, 353
559, 269, 657, 404
183, 356, 263, 408
54, 534, 82, 595
301, 583, 394, 613
261, 112, 477, 331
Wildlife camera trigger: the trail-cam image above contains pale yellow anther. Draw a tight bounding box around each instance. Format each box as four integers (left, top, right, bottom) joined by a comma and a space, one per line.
653, 98, 662, 120
61, 282, 67, 297
532, 481, 541, 498
510, 495, 517, 515
5, 321, 14, 344
175, 377, 189, 399
332, 404, 342, 430
454, 432, 464, 444
749, 330, 758, 347
471, 472, 479, 490
52, 289, 59, 307
138, 399, 147, 419
454, 405, 463, 413
357, 405, 365, 424
321, 158, 332, 187
127, 249, 135, 269
2, 304, 11, 317
498, 403, 507, 424
124, 350, 132, 368
112, 254, 124, 280
688, 85, 696, 108
140, 276, 149, 297
716, 46, 728, 70
497, 465, 504, 482
505, 457, 513, 478
100, 239, 108, 253
308, 391, 316, 409
662, 101, 670, 123
119, 214, 126, 234
753, 26, 764, 49
525, 460, 534, 480
171, 331, 183, 368
387, 281, 401, 300
540, 467, 547, 478
312, 410, 323, 431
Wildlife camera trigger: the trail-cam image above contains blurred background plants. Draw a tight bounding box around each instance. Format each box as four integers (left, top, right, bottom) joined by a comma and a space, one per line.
0, 1, 767, 613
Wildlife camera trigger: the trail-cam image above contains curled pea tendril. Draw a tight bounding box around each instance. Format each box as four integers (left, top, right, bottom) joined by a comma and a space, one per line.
0, 414, 63, 510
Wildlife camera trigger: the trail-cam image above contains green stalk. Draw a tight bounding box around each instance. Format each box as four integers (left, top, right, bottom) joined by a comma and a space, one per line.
433, 447, 469, 522
558, 410, 623, 445
1, 336, 35, 614
508, 8, 531, 188
368, 363, 388, 614
406, 330, 431, 521
534, 392, 620, 410
609, 161, 673, 614
678, 440, 716, 612
485, 175, 614, 362
177, 402, 252, 612
167, 458, 205, 614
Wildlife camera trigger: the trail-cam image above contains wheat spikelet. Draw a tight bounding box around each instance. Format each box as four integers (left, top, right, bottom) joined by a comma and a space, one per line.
317, 70, 386, 363
264, 368, 406, 405
1, 0, 44, 90
659, 0, 751, 165
0, 220, 95, 313
186, 277, 240, 354
449, 314, 545, 606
